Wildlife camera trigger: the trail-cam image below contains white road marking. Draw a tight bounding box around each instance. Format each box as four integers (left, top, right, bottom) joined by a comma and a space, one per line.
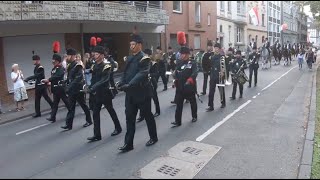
196, 100, 252, 142
16, 123, 50, 135
261, 66, 297, 91
196, 65, 299, 142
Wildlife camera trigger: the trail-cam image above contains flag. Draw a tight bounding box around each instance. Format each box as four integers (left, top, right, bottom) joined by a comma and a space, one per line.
248, 6, 259, 26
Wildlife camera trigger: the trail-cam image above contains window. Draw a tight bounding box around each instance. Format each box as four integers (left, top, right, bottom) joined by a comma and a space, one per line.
220, 1, 224, 11
173, 1, 182, 13
208, 13, 211, 26
220, 25, 223, 32
255, 35, 258, 42
237, 1, 241, 14
262, 36, 265, 43
195, 2, 201, 23
262, 14, 265, 26
249, 15, 252, 24
194, 35, 201, 50
227, 1, 231, 12
277, 12, 280, 20
277, 25, 280, 32
273, 9, 276, 18
237, 27, 242, 43
273, 23, 276, 32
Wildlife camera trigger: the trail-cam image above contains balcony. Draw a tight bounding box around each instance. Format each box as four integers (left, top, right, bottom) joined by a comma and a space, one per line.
0, 1, 169, 25
234, 13, 247, 25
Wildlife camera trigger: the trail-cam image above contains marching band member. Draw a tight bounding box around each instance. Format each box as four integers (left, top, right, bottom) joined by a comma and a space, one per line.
201, 41, 213, 95
248, 46, 260, 88
206, 43, 226, 112
230, 50, 247, 100
24, 53, 53, 118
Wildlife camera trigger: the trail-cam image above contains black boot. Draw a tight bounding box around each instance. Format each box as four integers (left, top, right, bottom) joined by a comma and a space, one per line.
118, 144, 134, 152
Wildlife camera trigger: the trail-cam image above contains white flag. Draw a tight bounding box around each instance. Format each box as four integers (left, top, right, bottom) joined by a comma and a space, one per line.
248, 7, 259, 26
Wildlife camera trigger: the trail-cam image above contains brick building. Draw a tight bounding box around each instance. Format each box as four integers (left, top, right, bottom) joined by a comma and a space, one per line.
161, 1, 217, 53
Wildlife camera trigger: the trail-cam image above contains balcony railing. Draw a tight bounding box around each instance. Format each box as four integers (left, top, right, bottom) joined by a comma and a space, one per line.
0, 1, 169, 25
234, 14, 247, 25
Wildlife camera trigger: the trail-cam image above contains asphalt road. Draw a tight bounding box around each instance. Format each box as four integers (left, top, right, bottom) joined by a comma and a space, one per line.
0, 58, 317, 178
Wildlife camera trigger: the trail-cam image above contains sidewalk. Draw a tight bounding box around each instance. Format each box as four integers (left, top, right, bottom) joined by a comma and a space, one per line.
0, 72, 124, 125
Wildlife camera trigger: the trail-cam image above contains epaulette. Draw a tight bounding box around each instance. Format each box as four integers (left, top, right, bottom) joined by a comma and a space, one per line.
140, 55, 151, 62
103, 64, 111, 71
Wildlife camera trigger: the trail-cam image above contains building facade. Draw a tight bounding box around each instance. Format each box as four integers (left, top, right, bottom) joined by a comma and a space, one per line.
0, 1, 169, 105
217, 1, 247, 51
267, 1, 281, 45
246, 1, 268, 48
281, 1, 299, 44
162, 1, 217, 53
307, 16, 320, 46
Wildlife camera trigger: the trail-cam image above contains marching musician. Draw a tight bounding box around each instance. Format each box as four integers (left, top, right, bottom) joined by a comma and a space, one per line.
137, 48, 161, 123
248, 46, 260, 88
225, 47, 234, 84
201, 41, 213, 95
166, 46, 176, 83
155, 46, 168, 91
171, 46, 198, 127
24, 54, 53, 118
230, 50, 247, 100
42, 51, 70, 123
104, 47, 118, 97
87, 46, 122, 142
206, 43, 226, 112
117, 34, 158, 152
61, 48, 92, 130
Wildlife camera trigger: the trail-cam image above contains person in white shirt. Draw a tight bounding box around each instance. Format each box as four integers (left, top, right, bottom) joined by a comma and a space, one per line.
11, 64, 28, 111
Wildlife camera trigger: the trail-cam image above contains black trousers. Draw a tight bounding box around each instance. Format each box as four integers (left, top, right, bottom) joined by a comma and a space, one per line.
231, 78, 243, 98
249, 66, 258, 86
208, 78, 225, 107
156, 72, 168, 88
35, 87, 53, 115
92, 93, 121, 138
65, 92, 92, 128
125, 95, 158, 146
89, 93, 94, 110
50, 90, 70, 120
202, 72, 210, 94
139, 84, 160, 118
175, 92, 197, 125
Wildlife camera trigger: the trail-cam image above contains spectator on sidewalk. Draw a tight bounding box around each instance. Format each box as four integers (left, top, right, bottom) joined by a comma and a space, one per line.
11, 64, 28, 111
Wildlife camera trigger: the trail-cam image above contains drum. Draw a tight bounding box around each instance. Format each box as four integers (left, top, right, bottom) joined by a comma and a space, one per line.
234, 71, 248, 85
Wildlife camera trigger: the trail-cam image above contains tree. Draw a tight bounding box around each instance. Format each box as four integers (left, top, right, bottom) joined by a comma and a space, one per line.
293, 1, 320, 22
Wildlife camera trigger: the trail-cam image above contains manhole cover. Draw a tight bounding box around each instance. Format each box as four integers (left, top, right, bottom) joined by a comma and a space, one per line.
139, 156, 197, 179
167, 141, 221, 166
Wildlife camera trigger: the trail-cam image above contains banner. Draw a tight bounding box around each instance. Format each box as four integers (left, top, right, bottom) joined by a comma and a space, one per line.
248, 6, 259, 26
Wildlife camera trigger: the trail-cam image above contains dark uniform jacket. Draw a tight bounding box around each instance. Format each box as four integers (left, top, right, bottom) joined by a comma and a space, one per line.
49, 65, 65, 94
167, 52, 176, 71
225, 54, 233, 71
210, 53, 223, 81
202, 52, 212, 73
174, 59, 198, 93
66, 61, 84, 95
25, 64, 46, 90
248, 52, 260, 68
230, 58, 247, 74
90, 61, 112, 97
119, 51, 153, 102
149, 61, 159, 89
156, 53, 167, 73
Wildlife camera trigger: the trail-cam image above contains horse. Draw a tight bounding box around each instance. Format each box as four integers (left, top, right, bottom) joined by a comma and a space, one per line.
260, 45, 271, 69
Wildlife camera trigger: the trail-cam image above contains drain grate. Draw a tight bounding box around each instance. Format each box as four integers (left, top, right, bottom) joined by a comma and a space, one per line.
182, 147, 203, 155
157, 165, 181, 177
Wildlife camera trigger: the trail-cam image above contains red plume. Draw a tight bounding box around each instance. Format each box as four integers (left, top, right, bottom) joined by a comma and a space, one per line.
90, 37, 97, 47
52, 41, 60, 53
97, 37, 102, 44
177, 31, 186, 46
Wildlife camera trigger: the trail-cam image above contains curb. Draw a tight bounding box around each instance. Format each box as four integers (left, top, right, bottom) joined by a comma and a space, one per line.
0, 105, 67, 126
298, 63, 318, 179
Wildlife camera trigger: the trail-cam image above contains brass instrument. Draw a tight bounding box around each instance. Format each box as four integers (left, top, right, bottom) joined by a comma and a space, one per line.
217, 56, 226, 87
217, 56, 226, 104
